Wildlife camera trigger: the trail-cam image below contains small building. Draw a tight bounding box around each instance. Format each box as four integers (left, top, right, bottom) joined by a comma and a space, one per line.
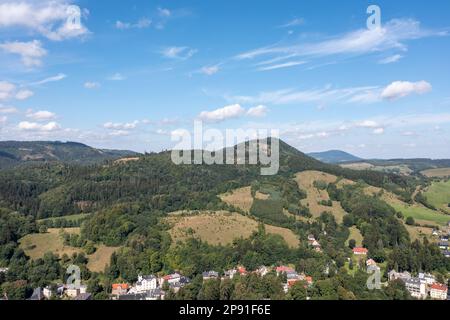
134, 275, 158, 293
443, 250, 450, 258
202, 271, 219, 280
353, 247, 368, 255
0, 268, 8, 274
430, 283, 448, 300
237, 266, 247, 276
276, 266, 295, 275
255, 266, 270, 277
112, 283, 129, 296
438, 241, 449, 250
162, 273, 182, 285
405, 278, 427, 299
224, 269, 237, 279
418, 272, 435, 285
388, 270, 411, 283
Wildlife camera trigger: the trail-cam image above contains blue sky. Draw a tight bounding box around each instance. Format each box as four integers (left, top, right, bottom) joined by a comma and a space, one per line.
0, 0, 450, 158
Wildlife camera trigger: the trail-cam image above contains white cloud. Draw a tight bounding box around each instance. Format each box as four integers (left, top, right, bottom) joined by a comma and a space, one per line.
84, 82, 100, 89
104, 121, 139, 130
15, 89, 34, 100
357, 120, 380, 128
162, 46, 197, 60
158, 7, 171, 18
198, 104, 246, 122
31, 73, 67, 86
0, 40, 47, 67
18, 121, 60, 131
0, 81, 33, 102
116, 18, 151, 30
109, 130, 129, 137
378, 54, 403, 64
26, 110, 57, 121
107, 73, 125, 81
0, 116, 6, 124
0, 81, 16, 101
247, 105, 268, 117
0, 105, 18, 114
257, 60, 306, 71
200, 65, 220, 75
0, 1, 89, 41
381, 80, 432, 100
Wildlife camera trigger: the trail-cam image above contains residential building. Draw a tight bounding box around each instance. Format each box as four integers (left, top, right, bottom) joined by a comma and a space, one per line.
112, 283, 129, 296
133, 275, 158, 293
388, 270, 411, 282
202, 271, 219, 280
438, 241, 449, 250
276, 266, 295, 275
418, 272, 435, 285
255, 266, 270, 277
224, 269, 237, 279
353, 247, 368, 255
162, 273, 182, 285
430, 283, 448, 300
405, 278, 427, 299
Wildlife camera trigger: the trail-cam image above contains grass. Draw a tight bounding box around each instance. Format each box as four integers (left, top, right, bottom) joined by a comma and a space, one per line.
219, 186, 253, 212
346, 226, 363, 247
165, 211, 299, 248
19, 228, 82, 260
294, 171, 347, 223
87, 246, 120, 273
19, 227, 120, 272
421, 168, 450, 178
390, 202, 450, 226
423, 180, 450, 214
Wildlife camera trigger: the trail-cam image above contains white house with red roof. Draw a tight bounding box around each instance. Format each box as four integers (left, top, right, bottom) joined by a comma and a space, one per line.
430, 283, 448, 300
353, 247, 368, 255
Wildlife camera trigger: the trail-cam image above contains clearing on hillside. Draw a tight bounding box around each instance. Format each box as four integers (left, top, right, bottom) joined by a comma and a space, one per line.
19, 228, 82, 260
87, 246, 121, 272
346, 226, 364, 247
165, 211, 299, 248
423, 180, 450, 214
294, 171, 347, 223
19, 228, 120, 272
219, 186, 253, 212
421, 168, 450, 178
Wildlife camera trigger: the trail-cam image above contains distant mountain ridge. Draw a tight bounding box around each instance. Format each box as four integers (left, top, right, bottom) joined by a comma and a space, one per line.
307, 150, 362, 164
0, 141, 140, 169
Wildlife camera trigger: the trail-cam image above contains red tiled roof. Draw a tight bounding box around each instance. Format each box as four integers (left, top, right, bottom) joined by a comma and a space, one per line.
276, 266, 294, 273
353, 247, 368, 254
431, 283, 448, 291
112, 283, 129, 290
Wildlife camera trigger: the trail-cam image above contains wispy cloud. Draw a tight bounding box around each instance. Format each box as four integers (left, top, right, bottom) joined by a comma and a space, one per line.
278, 18, 305, 28
378, 54, 403, 64
257, 60, 306, 71
116, 18, 151, 30
236, 19, 446, 66
31, 73, 67, 86
162, 46, 197, 60
0, 40, 47, 67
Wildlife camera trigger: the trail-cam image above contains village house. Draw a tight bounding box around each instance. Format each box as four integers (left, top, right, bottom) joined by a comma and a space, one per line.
202, 271, 219, 280
405, 278, 427, 299
438, 241, 449, 250
131, 275, 158, 293
161, 273, 182, 285
255, 266, 270, 277
388, 270, 411, 282
224, 269, 237, 279
168, 276, 190, 293
352, 247, 368, 255
112, 283, 129, 296
43, 284, 64, 299
65, 284, 87, 298
418, 272, 435, 285
430, 283, 448, 300
276, 266, 295, 275
0, 267, 8, 274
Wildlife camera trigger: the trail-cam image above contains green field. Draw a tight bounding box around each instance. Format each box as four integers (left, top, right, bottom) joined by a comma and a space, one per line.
424, 180, 450, 214
390, 203, 450, 226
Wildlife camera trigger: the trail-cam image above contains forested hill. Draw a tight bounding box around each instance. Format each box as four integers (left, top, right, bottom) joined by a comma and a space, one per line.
0, 138, 414, 220
0, 141, 140, 169
308, 150, 362, 164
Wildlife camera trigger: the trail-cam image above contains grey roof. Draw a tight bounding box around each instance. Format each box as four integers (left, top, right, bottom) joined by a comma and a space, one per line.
202, 271, 219, 277
405, 278, 421, 286
118, 293, 147, 300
